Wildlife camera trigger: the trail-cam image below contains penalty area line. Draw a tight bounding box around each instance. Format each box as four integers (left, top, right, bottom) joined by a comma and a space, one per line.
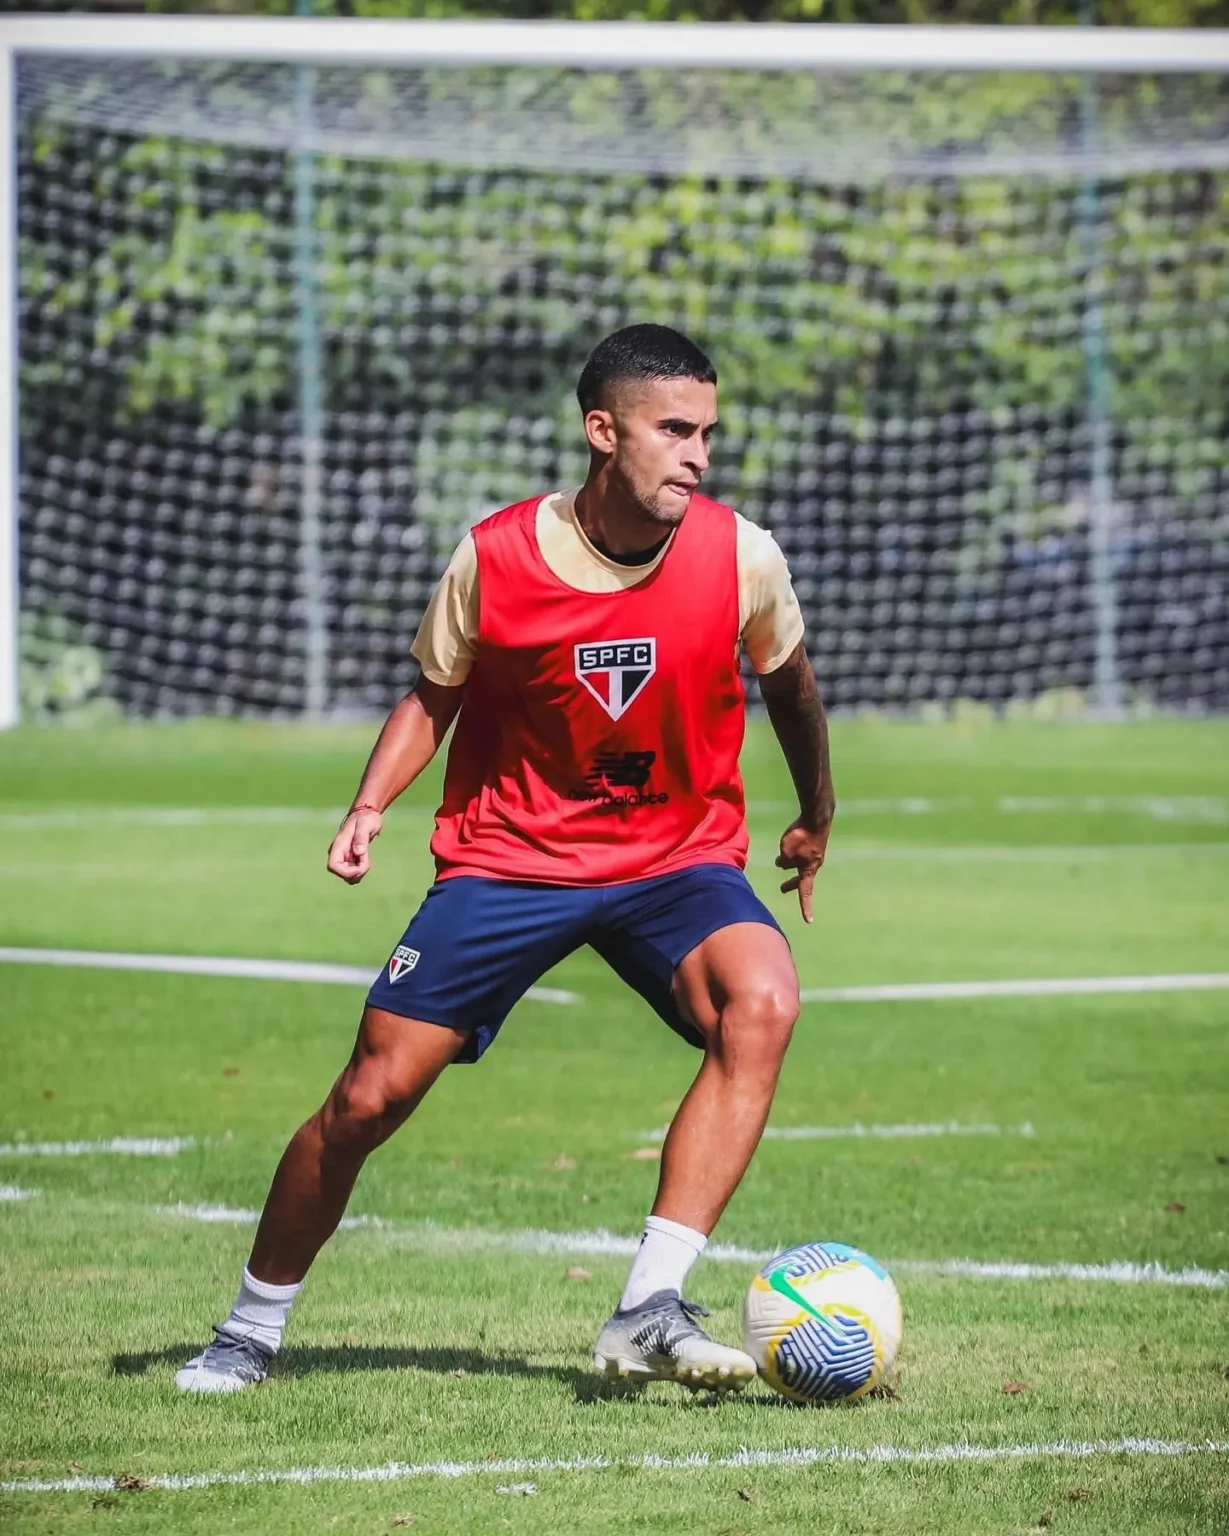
4, 1437, 1226, 1496
0, 947, 580, 1007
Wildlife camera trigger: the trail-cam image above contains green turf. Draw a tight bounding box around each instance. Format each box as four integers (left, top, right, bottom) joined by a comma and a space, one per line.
1, 717, 1227, 1534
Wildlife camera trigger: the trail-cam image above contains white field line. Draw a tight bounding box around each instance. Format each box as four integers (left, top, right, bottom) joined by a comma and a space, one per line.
0, 806, 432, 830
6, 947, 1222, 1010
799, 974, 1229, 1004
747, 795, 1229, 823
898, 1257, 1229, 1287
4, 794, 1227, 831
4, 1436, 1226, 1496
757, 842, 1229, 863
151, 1208, 1229, 1289
0, 1137, 194, 1158
153, 1203, 385, 1232
639, 1121, 1035, 1142
0, 1185, 37, 1201
0, 948, 579, 1007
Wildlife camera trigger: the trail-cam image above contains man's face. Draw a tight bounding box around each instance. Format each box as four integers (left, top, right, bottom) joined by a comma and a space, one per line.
585, 376, 718, 527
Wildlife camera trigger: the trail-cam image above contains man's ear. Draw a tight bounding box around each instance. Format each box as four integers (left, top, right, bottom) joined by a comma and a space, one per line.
583, 407, 617, 456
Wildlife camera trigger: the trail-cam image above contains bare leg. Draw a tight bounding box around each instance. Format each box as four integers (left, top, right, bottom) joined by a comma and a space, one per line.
248, 1006, 466, 1285
652, 922, 798, 1234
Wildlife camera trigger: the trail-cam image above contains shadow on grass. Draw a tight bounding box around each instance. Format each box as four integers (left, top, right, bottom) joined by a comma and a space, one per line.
111, 1343, 803, 1407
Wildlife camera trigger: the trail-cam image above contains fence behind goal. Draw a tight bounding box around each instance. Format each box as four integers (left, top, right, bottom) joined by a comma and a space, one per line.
8, 21, 1229, 722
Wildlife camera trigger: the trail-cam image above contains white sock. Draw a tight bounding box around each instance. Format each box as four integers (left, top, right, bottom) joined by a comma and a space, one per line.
619, 1215, 708, 1311
219, 1267, 302, 1355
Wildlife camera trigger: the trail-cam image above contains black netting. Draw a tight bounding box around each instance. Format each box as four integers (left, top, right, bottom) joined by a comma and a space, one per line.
16, 61, 1229, 719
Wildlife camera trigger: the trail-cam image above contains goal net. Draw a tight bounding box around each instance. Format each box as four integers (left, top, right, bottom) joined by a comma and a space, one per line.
11, 26, 1229, 721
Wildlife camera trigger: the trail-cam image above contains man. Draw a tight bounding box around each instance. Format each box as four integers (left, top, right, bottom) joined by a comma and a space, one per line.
178, 324, 834, 1395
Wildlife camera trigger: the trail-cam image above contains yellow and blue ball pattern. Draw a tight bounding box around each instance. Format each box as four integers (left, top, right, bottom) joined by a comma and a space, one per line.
742, 1241, 903, 1404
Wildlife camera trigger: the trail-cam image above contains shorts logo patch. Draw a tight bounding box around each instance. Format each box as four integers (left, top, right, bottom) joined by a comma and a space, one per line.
388, 945, 420, 983
574, 638, 656, 722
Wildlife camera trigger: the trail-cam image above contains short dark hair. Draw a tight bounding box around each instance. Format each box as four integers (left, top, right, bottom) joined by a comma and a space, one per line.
576, 324, 717, 414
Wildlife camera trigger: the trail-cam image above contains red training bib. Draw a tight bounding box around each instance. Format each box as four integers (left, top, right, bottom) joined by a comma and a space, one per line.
431, 493, 748, 886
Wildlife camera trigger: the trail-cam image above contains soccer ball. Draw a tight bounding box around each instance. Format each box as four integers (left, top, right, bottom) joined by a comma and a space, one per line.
742, 1241, 902, 1404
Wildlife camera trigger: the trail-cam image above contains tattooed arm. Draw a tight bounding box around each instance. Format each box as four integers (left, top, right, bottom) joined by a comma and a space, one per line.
758, 642, 835, 924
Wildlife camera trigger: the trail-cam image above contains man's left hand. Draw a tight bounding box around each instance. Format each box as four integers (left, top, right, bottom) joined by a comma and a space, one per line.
775, 817, 832, 925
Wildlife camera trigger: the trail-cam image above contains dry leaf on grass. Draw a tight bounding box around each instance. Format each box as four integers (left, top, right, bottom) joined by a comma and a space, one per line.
1067, 1487, 1094, 1502
550, 1153, 577, 1171
565, 1266, 593, 1281
113, 1473, 150, 1492
626, 1147, 661, 1161
1002, 1381, 1028, 1395
737, 1487, 755, 1502
392, 1516, 416, 1528
1164, 1201, 1187, 1213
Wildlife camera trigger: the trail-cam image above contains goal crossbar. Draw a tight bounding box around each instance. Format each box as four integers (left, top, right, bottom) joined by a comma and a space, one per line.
2, 16, 1228, 73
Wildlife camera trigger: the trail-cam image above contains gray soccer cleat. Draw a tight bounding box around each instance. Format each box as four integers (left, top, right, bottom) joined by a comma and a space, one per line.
175, 1327, 273, 1394
593, 1290, 757, 1391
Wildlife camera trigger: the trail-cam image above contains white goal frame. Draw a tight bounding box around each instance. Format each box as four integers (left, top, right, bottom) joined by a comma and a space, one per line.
2, 15, 1228, 728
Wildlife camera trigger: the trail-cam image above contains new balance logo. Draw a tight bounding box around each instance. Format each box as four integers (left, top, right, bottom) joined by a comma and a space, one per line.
585, 750, 656, 791
575, 638, 656, 722
568, 749, 669, 813
387, 945, 420, 983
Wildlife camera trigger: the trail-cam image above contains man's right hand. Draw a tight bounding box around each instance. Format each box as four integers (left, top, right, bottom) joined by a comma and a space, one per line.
327, 808, 384, 885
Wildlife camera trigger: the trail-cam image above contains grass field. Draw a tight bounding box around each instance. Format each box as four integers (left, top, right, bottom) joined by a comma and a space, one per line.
1, 715, 1227, 1534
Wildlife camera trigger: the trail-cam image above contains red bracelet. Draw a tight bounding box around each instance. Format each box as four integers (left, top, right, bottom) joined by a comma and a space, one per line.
350, 803, 383, 816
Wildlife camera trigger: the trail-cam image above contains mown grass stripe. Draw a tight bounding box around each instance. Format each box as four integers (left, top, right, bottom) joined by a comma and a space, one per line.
4, 1436, 1226, 1495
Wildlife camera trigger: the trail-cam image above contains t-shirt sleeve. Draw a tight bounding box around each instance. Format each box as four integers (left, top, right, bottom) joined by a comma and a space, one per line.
736, 514, 806, 675
410, 532, 480, 687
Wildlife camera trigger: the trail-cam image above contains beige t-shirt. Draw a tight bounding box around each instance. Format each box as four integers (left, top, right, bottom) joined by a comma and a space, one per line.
411, 490, 805, 687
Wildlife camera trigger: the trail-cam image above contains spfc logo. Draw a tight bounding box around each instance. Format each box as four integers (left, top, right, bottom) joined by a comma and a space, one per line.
387, 945, 420, 984
574, 638, 657, 722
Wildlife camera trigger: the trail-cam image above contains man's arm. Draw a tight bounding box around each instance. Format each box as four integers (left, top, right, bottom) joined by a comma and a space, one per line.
757, 642, 835, 924
326, 677, 464, 885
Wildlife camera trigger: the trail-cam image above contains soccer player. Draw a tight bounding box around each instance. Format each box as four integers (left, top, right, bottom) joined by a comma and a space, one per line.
178, 324, 834, 1394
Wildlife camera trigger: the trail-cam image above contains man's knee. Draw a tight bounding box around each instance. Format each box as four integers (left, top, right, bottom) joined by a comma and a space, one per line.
717, 977, 799, 1065
320, 1062, 413, 1150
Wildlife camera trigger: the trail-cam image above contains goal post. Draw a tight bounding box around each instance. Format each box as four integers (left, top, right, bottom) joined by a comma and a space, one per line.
4, 17, 1228, 727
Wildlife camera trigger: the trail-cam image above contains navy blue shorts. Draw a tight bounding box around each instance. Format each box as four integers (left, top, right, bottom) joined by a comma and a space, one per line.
365, 863, 782, 1063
